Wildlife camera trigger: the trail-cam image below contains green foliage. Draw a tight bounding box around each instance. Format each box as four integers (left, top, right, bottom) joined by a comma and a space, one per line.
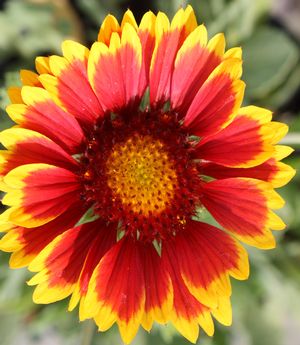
243, 27, 300, 105
0, 0, 66, 59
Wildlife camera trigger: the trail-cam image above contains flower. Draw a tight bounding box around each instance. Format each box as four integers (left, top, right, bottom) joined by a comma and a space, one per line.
0, 5, 295, 344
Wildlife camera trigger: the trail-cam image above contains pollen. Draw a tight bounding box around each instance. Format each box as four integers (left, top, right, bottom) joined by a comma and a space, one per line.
106, 135, 177, 216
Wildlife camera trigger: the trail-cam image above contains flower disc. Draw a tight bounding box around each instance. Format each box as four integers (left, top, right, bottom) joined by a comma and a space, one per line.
82, 111, 201, 241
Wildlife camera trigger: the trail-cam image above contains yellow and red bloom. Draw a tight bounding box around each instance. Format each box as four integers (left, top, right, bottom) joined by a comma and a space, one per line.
0, 6, 295, 344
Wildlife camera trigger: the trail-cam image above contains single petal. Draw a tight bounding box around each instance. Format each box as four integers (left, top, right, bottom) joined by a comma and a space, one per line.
7, 87, 23, 104
211, 296, 232, 326
195, 106, 277, 167
162, 240, 215, 342
274, 145, 294, 160
27, 220, 103, 304
20, 70, 42, 87
138, 11, 156, 91
121, 9, 138, 30
200, 157, 295, 188
224, 47, 242, 59
150, 6, 197, 106
6, 87, 84, 154
2, 163, 82, 228
206, 33, 226, 58
89, 23, 143, 112
0, 202, 86, 268
184, 58, 245, 137
0, 128, 78, 177
200, 178, 286, 249
167, 220, 248, 309
141, 242, 173, 331
82, 236, 145, 344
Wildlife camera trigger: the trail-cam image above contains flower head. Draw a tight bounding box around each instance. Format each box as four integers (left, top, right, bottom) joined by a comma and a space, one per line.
0, 6, 295, 344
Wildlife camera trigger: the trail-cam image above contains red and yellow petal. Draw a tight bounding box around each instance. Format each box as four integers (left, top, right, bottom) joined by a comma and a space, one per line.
171, 26, 226, 115
165, 220, 248, 310
27, 220, 104, 304
82, 236, 145, 344
195, 106, 280, 167
6, 87, 84, 154
200, 178, 286, 249
162, 241, 215, 342
138, 11, 156, 90
171, 28, 242, 117
97, 10, 156, 92
184, 58, 245, 137
40, 41, 104, 127
0, 224, 21, 252
0, 202, 87, 269
2, 163, 82, 228
0, 150, 10, 177
140, 242, 173, 331
69, 221, 117, 313
150, 6, 197, 106
163, 240, 235, 342
89, 23, 143, 112
200, 157, 295, 188
0, 127, 78, 177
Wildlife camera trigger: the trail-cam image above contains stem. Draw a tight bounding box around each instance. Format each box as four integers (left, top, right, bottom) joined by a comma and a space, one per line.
81, 320, 96, 345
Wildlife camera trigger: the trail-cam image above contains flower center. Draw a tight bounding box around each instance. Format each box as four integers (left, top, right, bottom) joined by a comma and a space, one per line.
106, 134, 177, 216
81, 111, 202, 242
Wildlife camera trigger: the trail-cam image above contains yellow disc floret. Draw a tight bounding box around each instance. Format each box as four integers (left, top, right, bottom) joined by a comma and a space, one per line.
106, 134, 177, 216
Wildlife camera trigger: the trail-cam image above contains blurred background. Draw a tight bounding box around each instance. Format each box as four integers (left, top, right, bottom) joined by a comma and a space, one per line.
0, 0, 299, 344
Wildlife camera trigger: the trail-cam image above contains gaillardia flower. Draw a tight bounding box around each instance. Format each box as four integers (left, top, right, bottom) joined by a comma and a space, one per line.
0, 6, 295, 343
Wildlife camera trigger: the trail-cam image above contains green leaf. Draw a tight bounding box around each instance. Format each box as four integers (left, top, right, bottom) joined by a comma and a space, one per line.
243, 27, 300, 100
